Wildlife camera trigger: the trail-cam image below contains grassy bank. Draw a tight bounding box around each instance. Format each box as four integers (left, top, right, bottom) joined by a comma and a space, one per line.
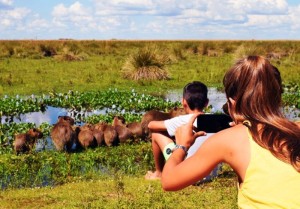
0, 143, 238, 208
0, 168, 238, 209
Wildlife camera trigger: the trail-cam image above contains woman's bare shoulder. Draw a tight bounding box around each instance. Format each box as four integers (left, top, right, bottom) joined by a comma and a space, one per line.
201, 124, 250, 163
205, 124, 248, 146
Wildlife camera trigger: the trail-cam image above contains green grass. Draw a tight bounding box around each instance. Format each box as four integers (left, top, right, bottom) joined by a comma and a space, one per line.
0, 167, 238, 209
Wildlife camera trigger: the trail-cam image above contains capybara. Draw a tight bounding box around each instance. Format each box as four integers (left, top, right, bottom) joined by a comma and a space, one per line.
126, 122, 143, 140
113, 116, 134, 143
93, 128, 104, 146
13, 128, 44, 154
77, 124, 97, 149
103, 125, 118, 146
94, 122, 107, 132
94, 122, 118, 146
50, 116, 76, 152
141, 107, 186, 139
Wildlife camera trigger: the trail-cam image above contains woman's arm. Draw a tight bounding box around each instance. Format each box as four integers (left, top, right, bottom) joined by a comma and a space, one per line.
161, 114, 231, 191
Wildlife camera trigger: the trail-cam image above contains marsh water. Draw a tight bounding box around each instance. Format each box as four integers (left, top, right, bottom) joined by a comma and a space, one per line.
2, 87, 299, 152
2, 87, 299, 126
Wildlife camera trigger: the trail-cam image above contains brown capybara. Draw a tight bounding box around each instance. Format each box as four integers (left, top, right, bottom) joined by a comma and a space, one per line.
13, 128, 44, 154
94, 122, 107, 132
126, 122, 143, 140
93, 128, 104, 146
50, 116, 76, 152
141, 107, 186, 140
112, 116, 134, 143
77, 124, 97, 149
103, 125, 118, 146
94, 122, 118, 146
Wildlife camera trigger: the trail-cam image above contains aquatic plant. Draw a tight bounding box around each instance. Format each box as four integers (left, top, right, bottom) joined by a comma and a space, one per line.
0, 89, 181, 117
0, 143, 153, 189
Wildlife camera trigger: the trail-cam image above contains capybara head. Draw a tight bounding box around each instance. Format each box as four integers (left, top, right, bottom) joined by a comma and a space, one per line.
94, 122, 107, 132
27, 128, 44, 139
169, 107, 186, 117
57, 116, 75, 125
80, 123, 94, 131
113, 116, 126, 126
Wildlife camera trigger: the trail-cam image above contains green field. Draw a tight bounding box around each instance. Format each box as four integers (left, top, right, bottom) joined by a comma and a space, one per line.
0, 40, 299, 96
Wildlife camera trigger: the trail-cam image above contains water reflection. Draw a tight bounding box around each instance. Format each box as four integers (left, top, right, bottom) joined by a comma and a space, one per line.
1, 106, 109, 126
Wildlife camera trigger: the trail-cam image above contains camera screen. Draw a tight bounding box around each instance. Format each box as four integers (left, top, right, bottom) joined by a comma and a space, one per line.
196, 114, 232, 133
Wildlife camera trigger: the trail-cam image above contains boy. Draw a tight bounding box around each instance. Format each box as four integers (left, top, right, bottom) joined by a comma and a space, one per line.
145, 81, 209, 180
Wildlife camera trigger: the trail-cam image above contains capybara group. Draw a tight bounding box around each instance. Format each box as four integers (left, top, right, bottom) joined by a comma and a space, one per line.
46, 107, 186, 152
13, 128, 44, 154
50, 116, 77, 152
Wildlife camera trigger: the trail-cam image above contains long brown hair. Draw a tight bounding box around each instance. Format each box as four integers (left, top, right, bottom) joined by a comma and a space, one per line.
223, 55, 300, 171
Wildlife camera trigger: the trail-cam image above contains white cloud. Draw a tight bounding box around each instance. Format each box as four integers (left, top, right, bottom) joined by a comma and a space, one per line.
53, 1, 90, 17
52, 2, 94, 28
0, 0, 12, 6
0, 7, 30, 28
52, 1, 128, 33
289, 5, 300, 29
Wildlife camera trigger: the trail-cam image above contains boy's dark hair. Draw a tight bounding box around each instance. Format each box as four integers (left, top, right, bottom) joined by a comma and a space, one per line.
183, 81, 208, 110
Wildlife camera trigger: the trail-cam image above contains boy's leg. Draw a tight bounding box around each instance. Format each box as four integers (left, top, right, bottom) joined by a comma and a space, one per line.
145, 132, 174, 180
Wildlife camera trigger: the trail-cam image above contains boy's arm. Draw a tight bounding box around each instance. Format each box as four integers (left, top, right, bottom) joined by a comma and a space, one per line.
148, 121, 167, 132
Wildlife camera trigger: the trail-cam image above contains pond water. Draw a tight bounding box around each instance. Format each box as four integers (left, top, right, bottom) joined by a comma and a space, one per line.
2, 88, 299, 126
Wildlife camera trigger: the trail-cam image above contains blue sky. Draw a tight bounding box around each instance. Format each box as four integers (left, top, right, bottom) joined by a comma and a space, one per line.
0, 0, 299, 40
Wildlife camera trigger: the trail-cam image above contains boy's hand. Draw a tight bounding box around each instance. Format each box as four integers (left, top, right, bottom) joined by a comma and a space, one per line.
175, 113, 206, 149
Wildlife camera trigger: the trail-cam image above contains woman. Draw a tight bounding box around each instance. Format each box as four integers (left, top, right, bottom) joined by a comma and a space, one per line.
161, 56, 300, 208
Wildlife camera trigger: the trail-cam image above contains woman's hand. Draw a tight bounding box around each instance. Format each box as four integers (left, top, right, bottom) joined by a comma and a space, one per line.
175, 113, 207, 149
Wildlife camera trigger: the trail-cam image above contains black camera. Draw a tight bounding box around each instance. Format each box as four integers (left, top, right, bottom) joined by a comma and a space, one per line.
196, 114, 232, 133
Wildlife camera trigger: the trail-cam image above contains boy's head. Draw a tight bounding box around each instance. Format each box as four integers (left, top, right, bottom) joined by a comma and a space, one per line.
182, 81, 208, 111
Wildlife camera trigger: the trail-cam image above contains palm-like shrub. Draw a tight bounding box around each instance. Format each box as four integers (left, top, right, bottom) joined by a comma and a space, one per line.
122, 46, 170, 80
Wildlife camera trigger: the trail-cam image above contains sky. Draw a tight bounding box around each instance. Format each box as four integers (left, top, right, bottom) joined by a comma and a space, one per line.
0, 0, 299, 40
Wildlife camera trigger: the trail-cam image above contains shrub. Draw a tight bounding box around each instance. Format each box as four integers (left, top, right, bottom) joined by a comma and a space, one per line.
233, 44, 266, 61
122, 46, 170, 80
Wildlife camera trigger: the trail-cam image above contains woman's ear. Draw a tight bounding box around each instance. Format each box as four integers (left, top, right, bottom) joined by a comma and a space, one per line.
228, 97, 235, 106
227, 97, 236, 117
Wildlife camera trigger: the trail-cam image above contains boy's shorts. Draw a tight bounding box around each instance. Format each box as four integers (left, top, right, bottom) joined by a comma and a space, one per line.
163, 142, 176, 160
